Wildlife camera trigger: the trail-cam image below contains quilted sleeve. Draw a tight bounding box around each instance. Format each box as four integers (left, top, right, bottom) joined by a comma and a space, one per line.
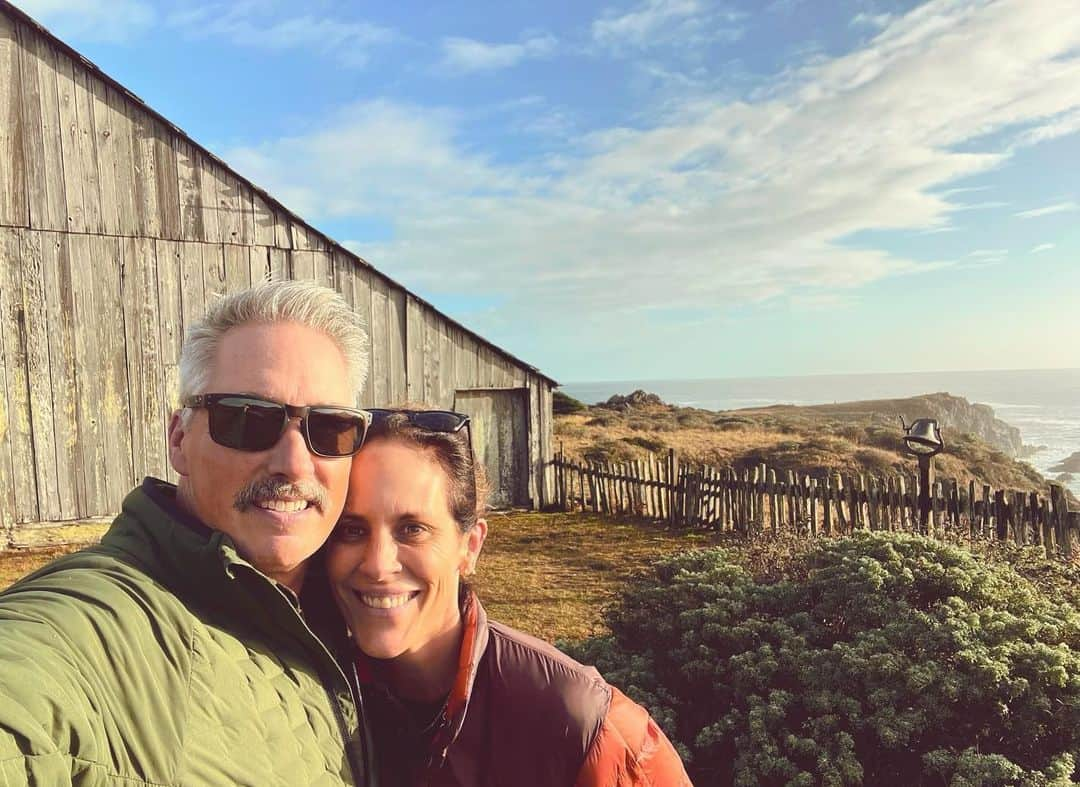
0, 611, 100, 786
574, 687, 693, 787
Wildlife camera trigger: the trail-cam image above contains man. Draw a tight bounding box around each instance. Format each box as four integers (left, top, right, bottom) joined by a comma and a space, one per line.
0, 280, 374, 786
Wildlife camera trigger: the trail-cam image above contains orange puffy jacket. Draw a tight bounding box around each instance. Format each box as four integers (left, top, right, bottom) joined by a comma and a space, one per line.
353, 591, 692, 786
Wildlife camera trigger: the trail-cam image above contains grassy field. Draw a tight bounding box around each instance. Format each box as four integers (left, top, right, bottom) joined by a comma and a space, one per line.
0, 512, 724, 642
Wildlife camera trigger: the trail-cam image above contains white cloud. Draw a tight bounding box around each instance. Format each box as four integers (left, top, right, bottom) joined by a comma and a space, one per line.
591, 0, 743, 50
440, 34, 556, 74
222, 0, 1080, 329
1030, 243, 1055, 253
12, 0, 154, 42
165, 4, 395, 67
851, 12, 894, 29
1014, 201, 1079, 219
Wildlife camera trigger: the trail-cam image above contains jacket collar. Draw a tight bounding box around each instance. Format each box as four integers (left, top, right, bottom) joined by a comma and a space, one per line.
102, 478, 286, 607
352, 588, 490, 761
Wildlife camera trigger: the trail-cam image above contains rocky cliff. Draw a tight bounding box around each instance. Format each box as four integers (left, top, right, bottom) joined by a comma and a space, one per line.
801, 392, 1026, 457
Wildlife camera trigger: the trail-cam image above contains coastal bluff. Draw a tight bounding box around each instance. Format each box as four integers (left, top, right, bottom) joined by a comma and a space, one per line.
787, 392, 1026, 458
558, 389, 1046, 494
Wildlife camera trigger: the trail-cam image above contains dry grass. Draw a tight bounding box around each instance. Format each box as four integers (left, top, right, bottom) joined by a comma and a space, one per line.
0, 545, 83, 588
0, 512, 720, 643
471, 510, 722, 641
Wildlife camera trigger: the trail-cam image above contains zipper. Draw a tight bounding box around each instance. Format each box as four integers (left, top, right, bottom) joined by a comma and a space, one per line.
250, 568, 374, 786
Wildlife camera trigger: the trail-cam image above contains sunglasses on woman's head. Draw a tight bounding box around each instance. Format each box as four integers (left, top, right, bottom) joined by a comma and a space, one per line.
368, 408, 474, 457
367, 409, 470, 433
184, 394, 372, 457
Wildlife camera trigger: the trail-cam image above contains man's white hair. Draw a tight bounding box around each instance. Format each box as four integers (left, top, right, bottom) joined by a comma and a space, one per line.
178, 280, 368, 410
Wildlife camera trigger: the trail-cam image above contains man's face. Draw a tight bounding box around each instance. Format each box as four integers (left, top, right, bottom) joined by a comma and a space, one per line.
168, 321, 354, 589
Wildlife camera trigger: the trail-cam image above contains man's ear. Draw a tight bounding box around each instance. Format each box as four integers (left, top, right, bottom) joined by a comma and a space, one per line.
168, 410, 190, 477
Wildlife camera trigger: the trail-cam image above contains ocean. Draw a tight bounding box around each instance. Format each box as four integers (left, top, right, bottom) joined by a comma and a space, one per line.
561, 368, 1080, 496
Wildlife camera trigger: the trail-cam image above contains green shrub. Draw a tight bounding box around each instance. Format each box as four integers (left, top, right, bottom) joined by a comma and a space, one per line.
563, 534, 1080, 786
622, 435, 668, 453
554, 390, 587, 415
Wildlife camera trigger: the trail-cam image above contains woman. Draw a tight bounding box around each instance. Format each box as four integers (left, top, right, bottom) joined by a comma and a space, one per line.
326, 408, 692, 786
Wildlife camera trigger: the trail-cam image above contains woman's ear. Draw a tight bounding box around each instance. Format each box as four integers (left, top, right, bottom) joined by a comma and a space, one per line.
461, 519, 487, 576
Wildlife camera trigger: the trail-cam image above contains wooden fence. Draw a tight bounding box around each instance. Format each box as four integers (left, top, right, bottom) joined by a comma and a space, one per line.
551, 448, 1079, 559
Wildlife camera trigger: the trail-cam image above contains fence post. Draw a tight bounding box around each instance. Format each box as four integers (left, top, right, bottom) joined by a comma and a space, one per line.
666, 449, 678, 526
972, 479, 980, 539
1050, 485, 1067, 558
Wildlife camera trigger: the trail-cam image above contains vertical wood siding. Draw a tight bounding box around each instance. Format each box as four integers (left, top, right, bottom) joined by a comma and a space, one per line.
0, 15, 554, 530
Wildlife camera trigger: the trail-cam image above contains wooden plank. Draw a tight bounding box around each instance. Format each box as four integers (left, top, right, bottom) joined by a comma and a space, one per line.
67, 233, 107, 515
178, 240, 207, 330
268, 246, 288, 281
105, 84, 138, 235
88, 76, 120, 235
202, 242, 227, 300
291, 249, 315, 281
222, 243, 251, 293
175, 139, 204, 241
219, 171, 244, 243
154, 238, 183, 425
387, 286, 407, 404
273, 209, 292, 249
120, 236, 167, 483
438, 323, 455, 408
312, 249, 334, 289
252, 191, 275, 246
17, 24, 66, 232
423, 309, 440, 404
369, 272, 390, 408
92, 235, 134, 508
538, 381, 553, 508
249, 245, 269, 285
526, 378, 541, 507
198, 155, 228, 243
0, 15, 28, 227
130, 105, 161, 238
53, 51, 85, 233
237, 182, 255, 246
72, 64, 102, 233
152, 120, 181, 240
0, 247, 15, 530
405, 295, 424, 401
0, 229, 37, 521
19, 229, 60, 521
455, 331, 478, 391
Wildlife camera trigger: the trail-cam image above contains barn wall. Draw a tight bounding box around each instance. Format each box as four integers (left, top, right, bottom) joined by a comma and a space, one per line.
0, 9, 555, 532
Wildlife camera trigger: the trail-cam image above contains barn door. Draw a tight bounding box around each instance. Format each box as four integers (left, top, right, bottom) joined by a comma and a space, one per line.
454, 388, 529, 509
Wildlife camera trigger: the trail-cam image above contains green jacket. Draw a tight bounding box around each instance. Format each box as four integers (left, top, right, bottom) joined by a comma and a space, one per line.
0, 479, 372, 787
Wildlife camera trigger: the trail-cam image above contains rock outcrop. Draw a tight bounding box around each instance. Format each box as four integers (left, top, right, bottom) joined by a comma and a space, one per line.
1050, 451, 1080, 474
800, 392, 1027, 457
600, 389, 669, 411
919, 394, 1026, 458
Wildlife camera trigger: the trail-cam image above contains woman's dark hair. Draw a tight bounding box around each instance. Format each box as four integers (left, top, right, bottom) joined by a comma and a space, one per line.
365, 409, 489, 532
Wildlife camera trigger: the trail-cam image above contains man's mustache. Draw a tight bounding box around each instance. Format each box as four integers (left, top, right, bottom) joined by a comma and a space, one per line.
234, 477, 329, 514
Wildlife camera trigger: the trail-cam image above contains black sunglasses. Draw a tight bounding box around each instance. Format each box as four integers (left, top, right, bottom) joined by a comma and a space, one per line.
184, 394, 372, 457
367, 408, 473, 455
367, 408, 470, 434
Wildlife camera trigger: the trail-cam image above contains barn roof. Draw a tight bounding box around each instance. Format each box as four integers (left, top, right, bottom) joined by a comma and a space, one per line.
0, 0, 558, 387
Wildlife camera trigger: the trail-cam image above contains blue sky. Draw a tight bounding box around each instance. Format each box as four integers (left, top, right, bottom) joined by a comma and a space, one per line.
15, 0, 1080, 383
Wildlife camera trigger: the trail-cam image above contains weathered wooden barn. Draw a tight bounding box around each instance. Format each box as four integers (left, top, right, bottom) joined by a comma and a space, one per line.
0, 1, 556, 540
